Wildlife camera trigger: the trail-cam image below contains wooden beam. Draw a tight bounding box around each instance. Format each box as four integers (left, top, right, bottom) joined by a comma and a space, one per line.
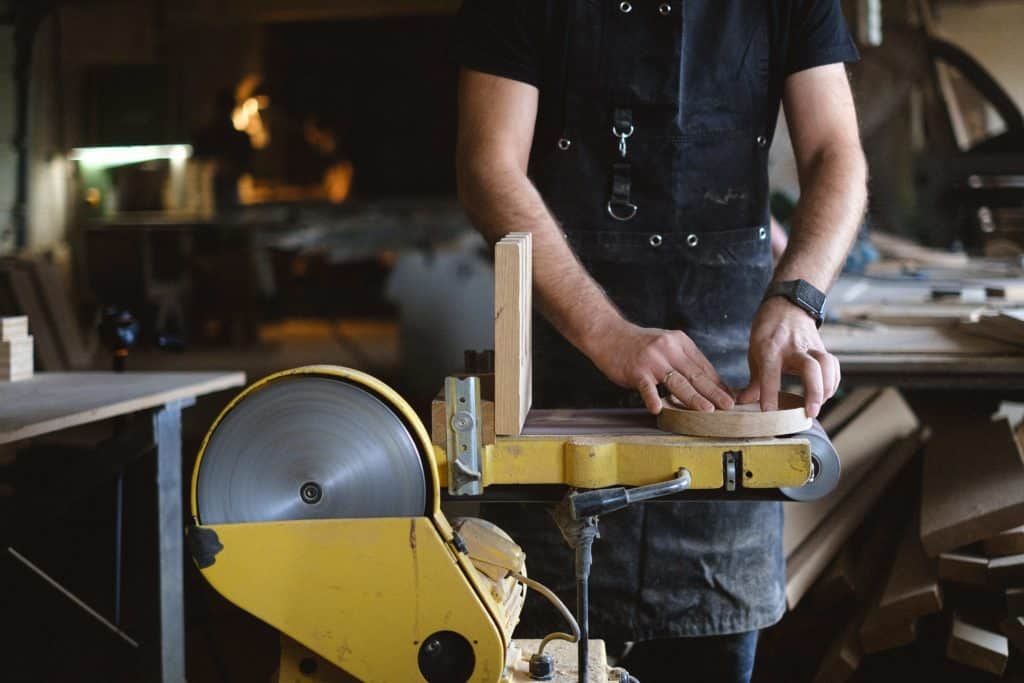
921, 417, 1024, 556
946, 617, 1008, 676
494, 233, 532, 436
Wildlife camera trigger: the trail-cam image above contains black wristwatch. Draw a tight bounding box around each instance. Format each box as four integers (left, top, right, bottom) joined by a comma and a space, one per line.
762, 279, 827, 328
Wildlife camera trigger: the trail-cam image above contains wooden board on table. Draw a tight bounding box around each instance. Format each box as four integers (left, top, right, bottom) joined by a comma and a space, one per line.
495, 233, 532, 436
785, 428, 926, 609
0, 372, 245, 444
984, 525, 1024, 557
657, 392, 811, 438
920, 417, 1024, 557
784, 388, 919, 557
822, 324, 1019, 355
861, 520, 942, 642
832, 303, 987, 326
946, 617, 1008, 676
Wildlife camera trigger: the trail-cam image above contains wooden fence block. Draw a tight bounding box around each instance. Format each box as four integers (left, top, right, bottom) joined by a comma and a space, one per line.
921, 417, 1024, 557
989, 554, 1024, 586
785, 388, 919, 556
938, 553, 990, 587
946, 617, 1008, 676
984, 526, 1024, 558
495, 233, 532, 436
0, 316, 28, 341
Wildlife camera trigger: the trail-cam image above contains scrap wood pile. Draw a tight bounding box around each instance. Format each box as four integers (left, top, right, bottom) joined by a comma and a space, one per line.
755, 388, 1024, 682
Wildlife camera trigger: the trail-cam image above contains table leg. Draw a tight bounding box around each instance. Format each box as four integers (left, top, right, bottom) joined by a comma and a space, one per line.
152, 399, 194, 683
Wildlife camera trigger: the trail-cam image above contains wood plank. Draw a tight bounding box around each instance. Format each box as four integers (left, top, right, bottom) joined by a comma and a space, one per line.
785, 428, 926, 608
807, 547, 857, 609
920, 417, 1024, 556
25, 258, 94, 369
822, 324, 1019, 355
946, 617, 1008, 676
494, 233, 532, 436
937, 553, 989, 587
988, 553, 1024, 586
784, 388, 919, 556
819, 387, 879, 434
0, 316, 28, 341
1007, 588, 1024, 617
859, 618, 917, 654
833, 303, 986, 326
811, 611, 864, 683
0, 336, 33, 382
0, 372, 246, 443
983, 525, 1024, 557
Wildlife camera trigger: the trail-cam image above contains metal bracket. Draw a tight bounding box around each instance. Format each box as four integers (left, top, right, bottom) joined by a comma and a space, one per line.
445, 376, 483, 496
723, 451, 741, 492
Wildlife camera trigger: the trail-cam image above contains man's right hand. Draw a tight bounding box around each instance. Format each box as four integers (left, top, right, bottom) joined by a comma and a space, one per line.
583, 320, 736, 415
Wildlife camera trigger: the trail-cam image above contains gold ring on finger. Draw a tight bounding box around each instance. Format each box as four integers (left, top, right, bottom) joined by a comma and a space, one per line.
662, 369, 678, 385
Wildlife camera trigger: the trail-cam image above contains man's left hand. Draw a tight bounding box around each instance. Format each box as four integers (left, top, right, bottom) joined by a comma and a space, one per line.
736, 297, 840, 418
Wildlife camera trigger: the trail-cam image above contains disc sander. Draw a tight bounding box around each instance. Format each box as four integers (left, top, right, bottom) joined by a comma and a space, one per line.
196, 376, 427, 524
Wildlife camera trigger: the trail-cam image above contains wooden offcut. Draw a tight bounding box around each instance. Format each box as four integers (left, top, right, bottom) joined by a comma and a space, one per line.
811, 612, 864, 683
1001, 616, 1024, 654
657, 392, 811, 438
937, 553, 989, 587
494, 233, 532, 436
0, 336, 34, 382
946, 617, 1008, 676
983, 525, 1024, 557
988, 553, 1024, 586
859, 521, 942, 650
1007, 587, 1024, 617
0, 316, 27, 341
920, 417, 1024, 557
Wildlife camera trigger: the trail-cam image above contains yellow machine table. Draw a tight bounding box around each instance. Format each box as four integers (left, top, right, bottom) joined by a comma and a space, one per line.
188, 366, 834, 682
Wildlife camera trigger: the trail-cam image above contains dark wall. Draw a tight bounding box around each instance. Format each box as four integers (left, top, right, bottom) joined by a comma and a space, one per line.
263, 15, 458, 197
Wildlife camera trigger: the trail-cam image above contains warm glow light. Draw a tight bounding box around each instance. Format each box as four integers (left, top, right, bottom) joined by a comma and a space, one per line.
69, 144, 193, 166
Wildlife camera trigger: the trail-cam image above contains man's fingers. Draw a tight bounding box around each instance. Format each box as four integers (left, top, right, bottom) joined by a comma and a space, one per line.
676, 335, 731, 392
810, 349, 839, 400
688, 370, 735, 410
666, 373, 714, 412
796, 352, 824, 417
736, 382, 760, 405
758, 355, 783, 412
637, 378, 663, 414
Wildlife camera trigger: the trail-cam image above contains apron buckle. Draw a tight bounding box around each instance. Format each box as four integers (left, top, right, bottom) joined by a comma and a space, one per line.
606, 200, 638, 221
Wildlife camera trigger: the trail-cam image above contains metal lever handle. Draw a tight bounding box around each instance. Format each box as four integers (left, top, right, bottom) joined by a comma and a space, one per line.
569, 468, 691, 520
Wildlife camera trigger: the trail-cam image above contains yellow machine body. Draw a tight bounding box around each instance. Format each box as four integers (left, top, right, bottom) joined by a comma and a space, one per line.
190, 365, 817, 682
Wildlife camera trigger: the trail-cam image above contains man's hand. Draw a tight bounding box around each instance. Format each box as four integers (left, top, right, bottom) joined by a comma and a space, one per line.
737, 297, 840, 418
584, 320, 736, 415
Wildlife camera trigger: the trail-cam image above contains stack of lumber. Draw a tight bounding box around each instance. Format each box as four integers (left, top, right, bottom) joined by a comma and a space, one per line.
967, 309, 1024, 348
797, 413, 1024, 681
1, 316, 33, 381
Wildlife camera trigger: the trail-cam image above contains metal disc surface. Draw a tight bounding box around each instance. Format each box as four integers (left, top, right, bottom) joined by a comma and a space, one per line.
196, 376, 426, 524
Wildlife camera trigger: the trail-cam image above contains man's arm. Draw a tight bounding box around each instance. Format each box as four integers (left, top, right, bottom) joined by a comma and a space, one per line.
738, 63, 867, 417
456, 68, 734, 413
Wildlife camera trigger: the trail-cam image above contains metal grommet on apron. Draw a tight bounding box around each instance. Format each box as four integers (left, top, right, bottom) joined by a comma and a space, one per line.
686, 233, 699, 247
649, 234, 663, 247
557, 138, 572, 151
619, 1, 632, 13
756, 135, 768, 148
658, 3, 672, 15
758, 226, 767, 240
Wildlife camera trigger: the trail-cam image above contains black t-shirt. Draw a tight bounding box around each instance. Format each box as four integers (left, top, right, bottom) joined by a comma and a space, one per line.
453, 0, 859, 90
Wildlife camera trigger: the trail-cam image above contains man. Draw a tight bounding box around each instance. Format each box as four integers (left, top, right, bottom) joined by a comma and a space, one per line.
454, 2, 866, 681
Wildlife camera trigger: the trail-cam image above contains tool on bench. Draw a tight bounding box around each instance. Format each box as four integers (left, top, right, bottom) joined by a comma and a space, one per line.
187, 365, 840, 682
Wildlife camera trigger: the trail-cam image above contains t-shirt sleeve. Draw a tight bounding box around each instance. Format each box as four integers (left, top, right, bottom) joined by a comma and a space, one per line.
786, 0, 860, 75
452, 0, 542, 87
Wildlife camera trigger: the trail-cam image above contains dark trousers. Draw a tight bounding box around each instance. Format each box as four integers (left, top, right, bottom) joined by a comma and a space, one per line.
617, 632, 759, 683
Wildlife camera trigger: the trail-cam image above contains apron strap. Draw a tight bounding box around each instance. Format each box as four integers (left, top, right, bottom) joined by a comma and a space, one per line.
607, 162, 637, 221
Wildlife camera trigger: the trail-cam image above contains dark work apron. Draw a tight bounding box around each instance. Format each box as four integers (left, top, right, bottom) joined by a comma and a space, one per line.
484, 1, 786, 640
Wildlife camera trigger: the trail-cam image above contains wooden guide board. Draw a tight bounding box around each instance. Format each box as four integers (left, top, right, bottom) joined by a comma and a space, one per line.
495, 233, 532, 436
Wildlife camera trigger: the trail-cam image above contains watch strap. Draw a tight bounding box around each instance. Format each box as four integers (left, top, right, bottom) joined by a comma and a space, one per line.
763, 279, 827, 327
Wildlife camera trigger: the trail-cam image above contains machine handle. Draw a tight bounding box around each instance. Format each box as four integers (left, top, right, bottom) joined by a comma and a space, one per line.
569, 468, 692, 520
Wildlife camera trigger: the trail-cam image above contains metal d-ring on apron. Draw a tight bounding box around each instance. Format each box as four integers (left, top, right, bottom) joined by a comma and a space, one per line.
607, 107, 637, 221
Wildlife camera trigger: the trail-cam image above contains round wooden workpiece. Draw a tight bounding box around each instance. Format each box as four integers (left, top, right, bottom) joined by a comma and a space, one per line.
657, 392, 812, 438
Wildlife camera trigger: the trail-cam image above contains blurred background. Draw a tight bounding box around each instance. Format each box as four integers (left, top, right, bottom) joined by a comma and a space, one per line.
0, 0, 1022, 680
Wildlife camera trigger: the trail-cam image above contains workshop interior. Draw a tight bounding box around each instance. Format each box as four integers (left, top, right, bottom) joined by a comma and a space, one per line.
2, 0, 1024, 681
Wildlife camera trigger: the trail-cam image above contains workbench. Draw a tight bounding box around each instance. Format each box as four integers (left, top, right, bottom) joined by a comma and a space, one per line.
0, 371, 245, 682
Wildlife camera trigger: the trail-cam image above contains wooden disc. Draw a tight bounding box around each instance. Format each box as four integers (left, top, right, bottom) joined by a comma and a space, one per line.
656, 392, 812, 438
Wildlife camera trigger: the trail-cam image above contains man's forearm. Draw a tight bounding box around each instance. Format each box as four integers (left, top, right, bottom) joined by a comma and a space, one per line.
457, 162, 624, 356
773, 143, 867, 291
